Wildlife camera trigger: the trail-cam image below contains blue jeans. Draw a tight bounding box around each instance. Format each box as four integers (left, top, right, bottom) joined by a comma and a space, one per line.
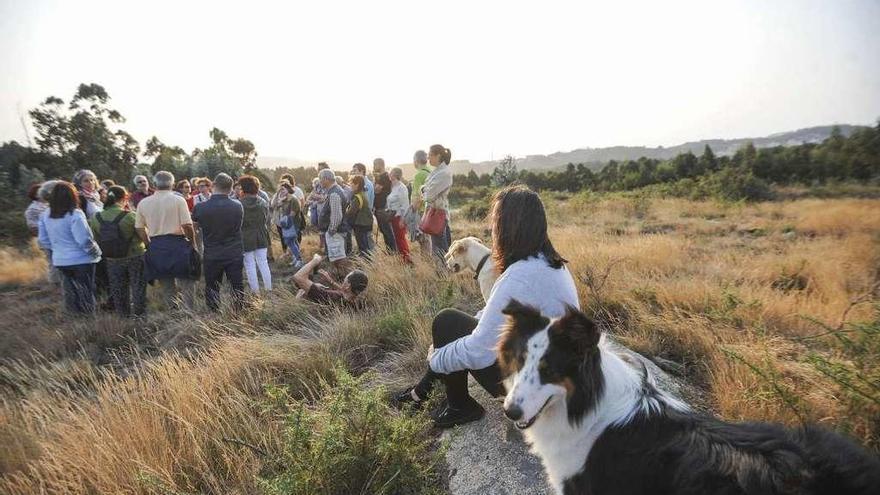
58, 263, 97, 314
353, 225, 373, 257
284, 236, 302, 262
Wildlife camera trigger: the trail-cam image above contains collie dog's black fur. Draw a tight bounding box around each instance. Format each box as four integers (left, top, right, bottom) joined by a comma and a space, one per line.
497, 299, 880, 495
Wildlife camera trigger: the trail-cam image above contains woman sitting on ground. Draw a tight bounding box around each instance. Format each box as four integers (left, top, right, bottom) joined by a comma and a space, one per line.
394, 185, 580, 428
89, 186, 147, 317
37, 181, 103, 314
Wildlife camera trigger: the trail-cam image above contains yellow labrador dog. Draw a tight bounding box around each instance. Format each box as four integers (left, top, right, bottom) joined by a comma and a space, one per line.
445, 237, 498, 303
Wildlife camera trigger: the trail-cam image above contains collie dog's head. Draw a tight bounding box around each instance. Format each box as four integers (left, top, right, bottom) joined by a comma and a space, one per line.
498, 299, 604, 430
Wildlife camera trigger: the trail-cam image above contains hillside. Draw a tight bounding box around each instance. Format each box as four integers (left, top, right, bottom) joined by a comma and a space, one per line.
449, 124, 868, 175
254, 124, 868, 177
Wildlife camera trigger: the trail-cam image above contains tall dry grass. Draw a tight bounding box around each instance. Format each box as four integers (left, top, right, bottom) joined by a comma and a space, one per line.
1, 195, 878, 493
0, 241, 48, 288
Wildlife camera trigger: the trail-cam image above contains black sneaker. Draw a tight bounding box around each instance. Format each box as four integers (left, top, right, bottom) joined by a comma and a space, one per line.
392, 386, 425, 411
433, 398, 485, 428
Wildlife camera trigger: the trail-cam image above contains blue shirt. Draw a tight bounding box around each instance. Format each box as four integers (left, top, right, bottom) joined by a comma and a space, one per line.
191, 194, 244, 261
38, 209, 102, 267
363, 176, 375, 210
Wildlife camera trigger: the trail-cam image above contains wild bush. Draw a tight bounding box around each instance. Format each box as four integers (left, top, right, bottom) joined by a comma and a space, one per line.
259, 367, 445, 495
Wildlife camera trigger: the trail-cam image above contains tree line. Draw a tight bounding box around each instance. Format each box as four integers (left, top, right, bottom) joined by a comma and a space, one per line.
453, 123, 880, 201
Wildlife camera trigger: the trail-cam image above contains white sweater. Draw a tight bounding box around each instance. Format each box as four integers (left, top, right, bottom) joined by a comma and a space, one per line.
429, 255, 580, 374
386, 181, 410, 218
422, 163, 453, 211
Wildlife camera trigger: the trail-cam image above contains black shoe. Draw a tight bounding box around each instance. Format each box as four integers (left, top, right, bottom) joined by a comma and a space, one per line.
433, 398, 485, 428
392, 387, 425, 411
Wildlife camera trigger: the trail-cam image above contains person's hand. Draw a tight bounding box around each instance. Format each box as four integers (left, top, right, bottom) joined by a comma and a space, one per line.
318, 269, 333, 281
426, 344, 435, 363
312, 253, 323, 264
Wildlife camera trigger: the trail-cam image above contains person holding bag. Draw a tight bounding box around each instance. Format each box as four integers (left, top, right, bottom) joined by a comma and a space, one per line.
421, 144, 454, 261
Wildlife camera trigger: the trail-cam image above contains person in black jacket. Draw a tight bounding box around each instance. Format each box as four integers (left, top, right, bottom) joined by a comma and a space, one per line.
191, 173, 245, 311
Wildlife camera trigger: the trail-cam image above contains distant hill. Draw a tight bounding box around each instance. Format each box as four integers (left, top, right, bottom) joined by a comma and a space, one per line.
449, 124, 867, 175
257, 124, 868, 177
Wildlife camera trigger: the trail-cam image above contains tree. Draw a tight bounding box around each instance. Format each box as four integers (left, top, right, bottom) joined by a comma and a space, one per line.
144, 136, 189, 177
490, 155, 519, 187
28, 83, 140, 183
698, 145, 718, 173
229, 138, 257, 173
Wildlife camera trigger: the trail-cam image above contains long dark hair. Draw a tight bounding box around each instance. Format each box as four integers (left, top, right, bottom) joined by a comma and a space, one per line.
48, 181, 79, 219
429, 144, 452, 165
349, 174, 365, 193
492, 185, 566, 272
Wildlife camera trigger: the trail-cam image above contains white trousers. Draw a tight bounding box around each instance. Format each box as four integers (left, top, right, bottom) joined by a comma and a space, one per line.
243, 248, 272, 292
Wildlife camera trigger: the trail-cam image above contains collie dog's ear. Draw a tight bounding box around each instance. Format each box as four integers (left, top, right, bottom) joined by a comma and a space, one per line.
552, 305, 600, 354
502, 299, 548, 331
499, 299, 549, 375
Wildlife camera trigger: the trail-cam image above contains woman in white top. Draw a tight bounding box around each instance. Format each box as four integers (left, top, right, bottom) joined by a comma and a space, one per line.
421, 144, 453, 261
387, 167, 412, 263
394, 186, 580, 428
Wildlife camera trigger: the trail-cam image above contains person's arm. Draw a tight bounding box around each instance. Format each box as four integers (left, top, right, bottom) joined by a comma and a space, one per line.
37, 215, 51, 251
134, 207, 150, 246
422, 169, 452, 204
293, 254, 322, 292
328, 193, 342, 235
317, 269, 342, 290
71, 211, 101, 258
182, 223, 195, 243
429, 276, 529, 374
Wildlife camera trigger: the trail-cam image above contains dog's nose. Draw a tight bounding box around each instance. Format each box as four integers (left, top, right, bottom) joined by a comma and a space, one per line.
504, 405, 524, 422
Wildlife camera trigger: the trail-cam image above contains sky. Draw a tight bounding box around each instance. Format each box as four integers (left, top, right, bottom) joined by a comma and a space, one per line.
1, 0, 879, 166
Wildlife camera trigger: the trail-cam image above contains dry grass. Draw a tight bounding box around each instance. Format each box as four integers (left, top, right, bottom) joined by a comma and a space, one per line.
0, 241, 48, 288
1, 195, 878, 493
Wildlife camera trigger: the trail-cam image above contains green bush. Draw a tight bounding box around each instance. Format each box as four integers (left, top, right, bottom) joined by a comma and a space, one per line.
703, 167, 774, 202
459, 199, 491, 221
260, 367, 445, 495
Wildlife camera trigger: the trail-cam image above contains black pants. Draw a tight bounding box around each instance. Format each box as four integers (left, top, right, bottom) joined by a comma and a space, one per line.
376, 216, 397, 253
414, 308, 505, 408
106, 255, 146, 316
203, 256, 244, 311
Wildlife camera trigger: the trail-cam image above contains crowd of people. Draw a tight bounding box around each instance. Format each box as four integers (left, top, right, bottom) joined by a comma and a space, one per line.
27, 142, 583, 431
26, 145, 455, 317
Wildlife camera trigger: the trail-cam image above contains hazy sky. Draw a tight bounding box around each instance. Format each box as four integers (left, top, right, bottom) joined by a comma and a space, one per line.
1, 0, 878, 166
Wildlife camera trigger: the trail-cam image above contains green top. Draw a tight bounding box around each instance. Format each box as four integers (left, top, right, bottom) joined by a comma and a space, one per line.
412, 165, 434, 213
347, 191, 374, 228
89, 205, 145, 258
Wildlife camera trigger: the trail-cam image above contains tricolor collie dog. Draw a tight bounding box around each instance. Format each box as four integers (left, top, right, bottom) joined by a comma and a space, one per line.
445, 237, 497, 303
498, 299, 880, 495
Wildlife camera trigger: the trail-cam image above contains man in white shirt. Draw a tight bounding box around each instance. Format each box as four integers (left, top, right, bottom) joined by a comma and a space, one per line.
135, 171, 196, 308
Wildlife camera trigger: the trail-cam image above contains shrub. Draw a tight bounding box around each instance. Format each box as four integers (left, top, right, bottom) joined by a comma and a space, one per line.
703, 167, 774, 202
259, 367, 445, 495
459, 198, 491, 221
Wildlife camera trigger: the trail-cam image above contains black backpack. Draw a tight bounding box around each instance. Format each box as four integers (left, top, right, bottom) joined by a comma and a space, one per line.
96, 211, 130, 258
